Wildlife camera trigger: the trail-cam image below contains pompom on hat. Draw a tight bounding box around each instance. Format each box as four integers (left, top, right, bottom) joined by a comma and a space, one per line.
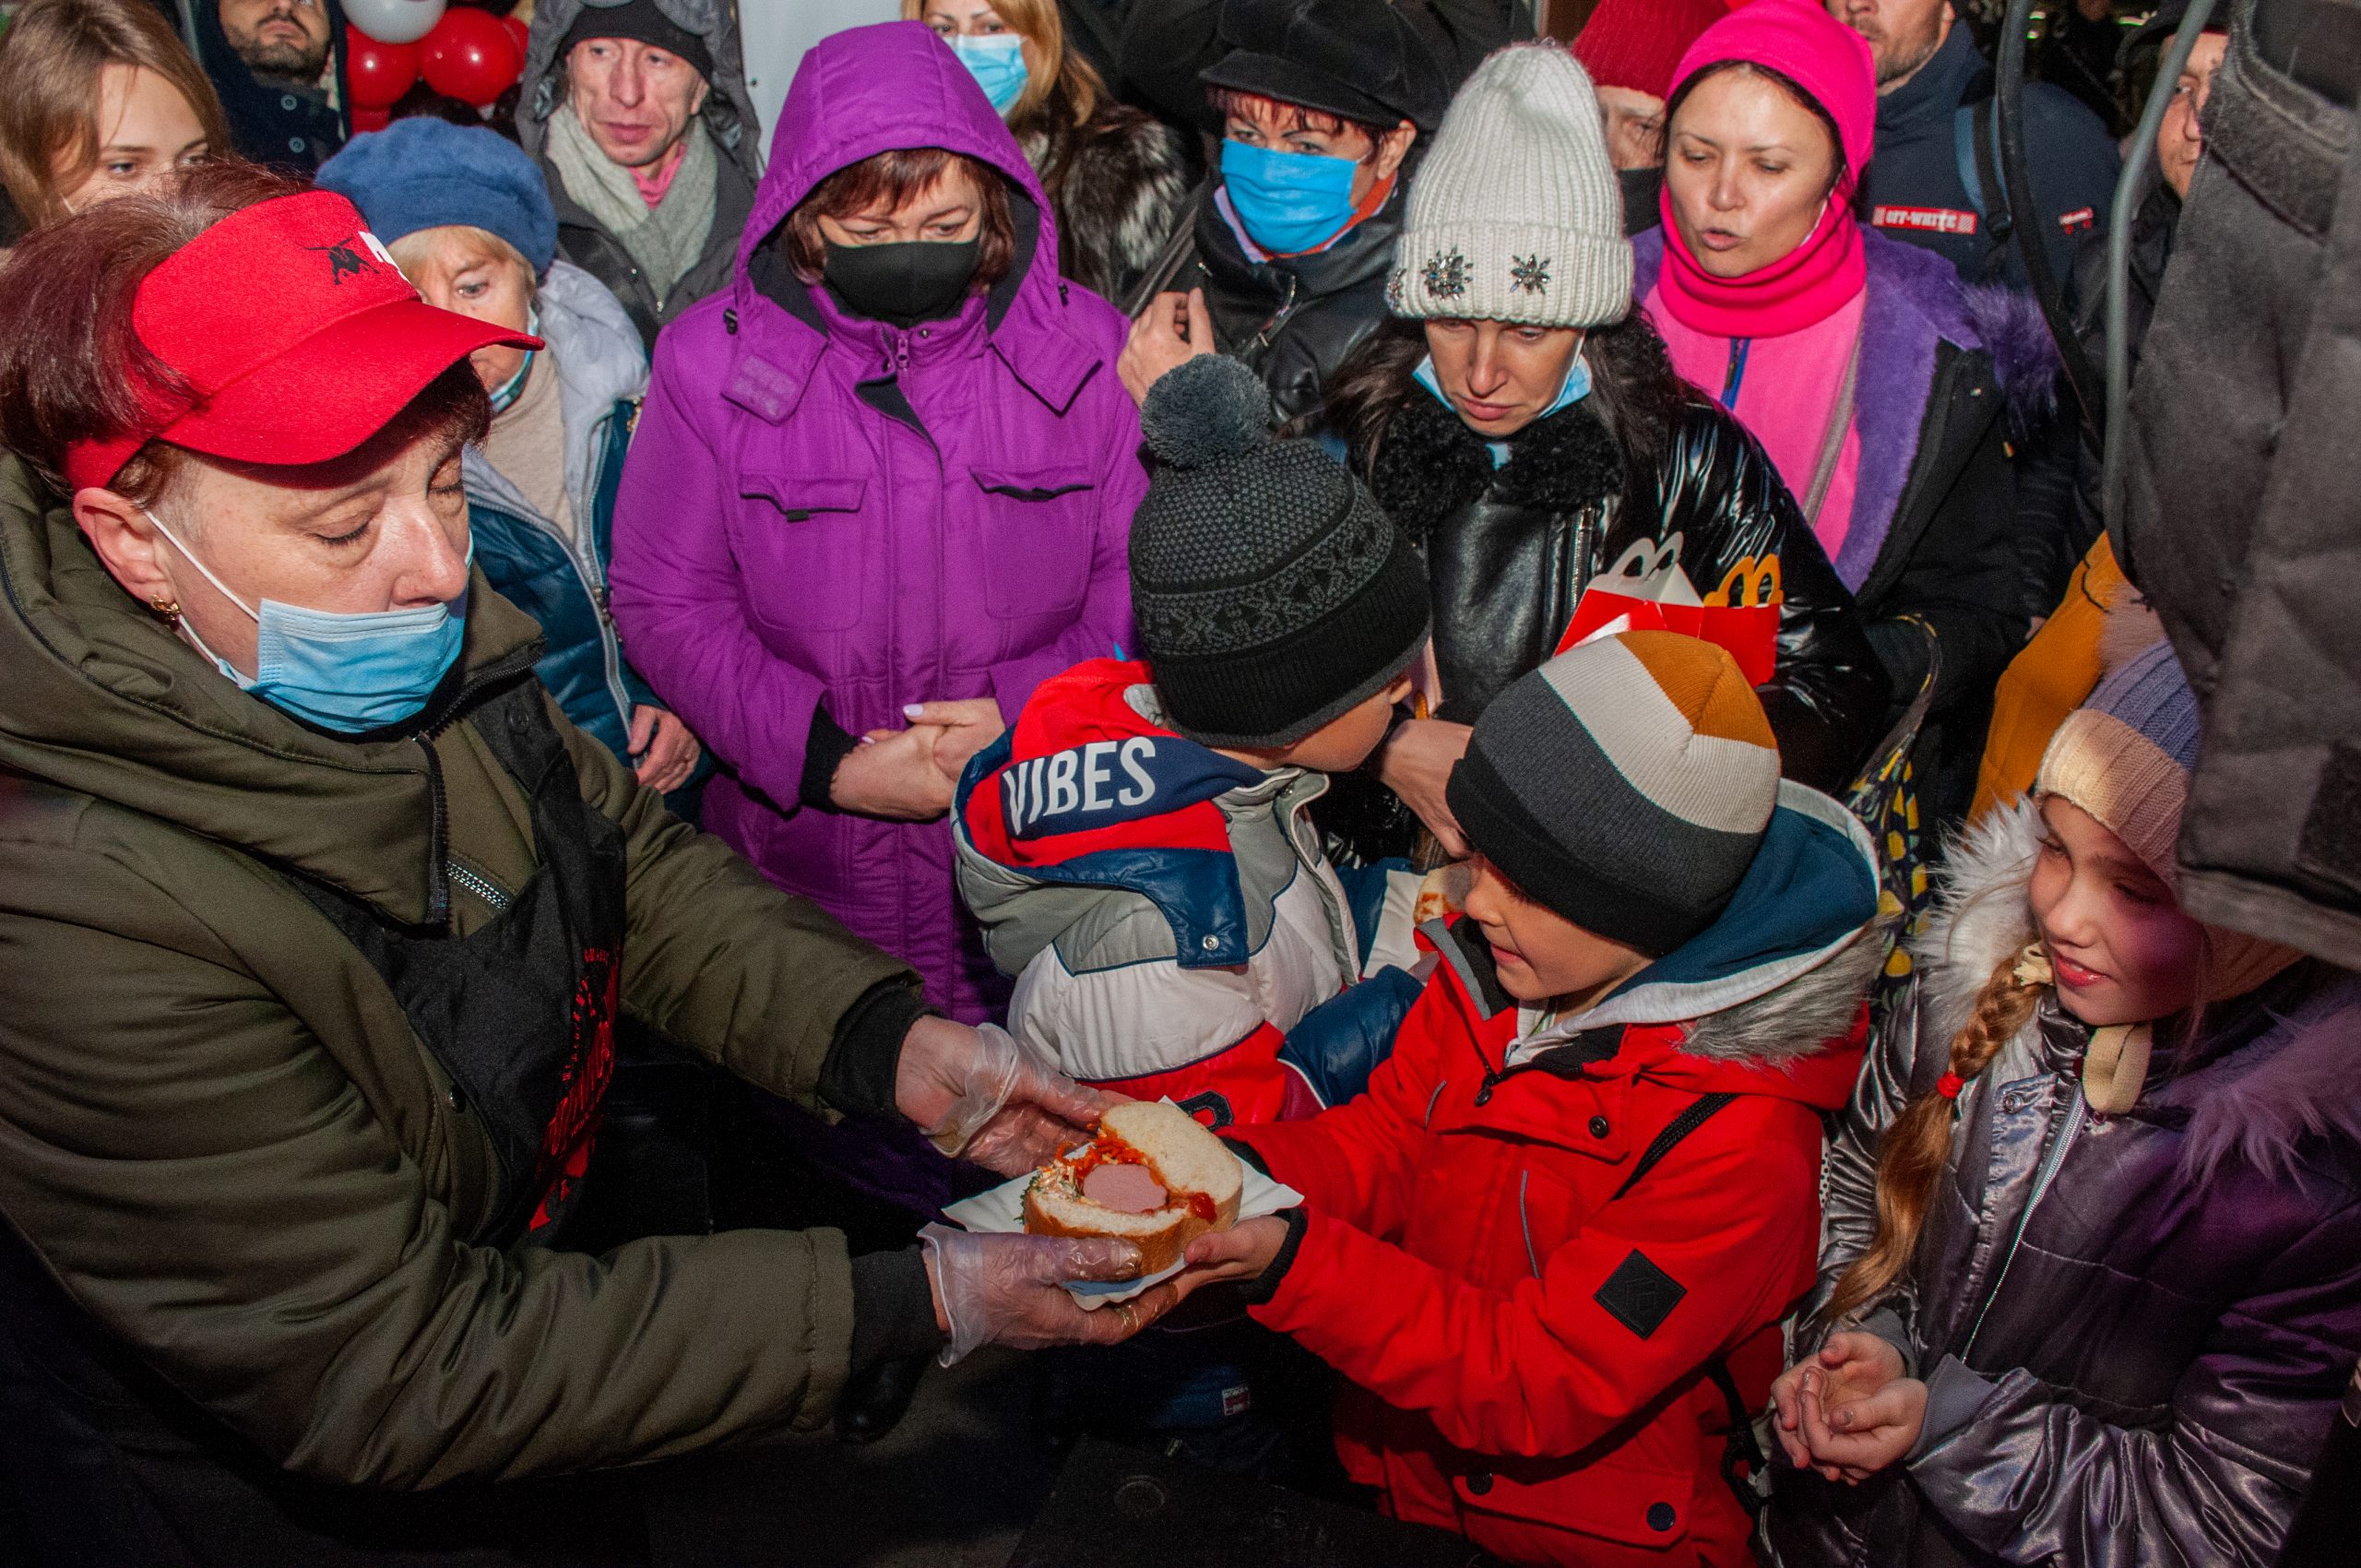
1389, 42, 1631, 330
1130, 356, 1430, 749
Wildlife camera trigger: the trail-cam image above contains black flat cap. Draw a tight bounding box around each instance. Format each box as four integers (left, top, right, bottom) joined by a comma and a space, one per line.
1201, 0, 1451, 134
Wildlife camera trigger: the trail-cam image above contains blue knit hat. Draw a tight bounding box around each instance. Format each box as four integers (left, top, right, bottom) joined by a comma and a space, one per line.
317, 120, 559, 276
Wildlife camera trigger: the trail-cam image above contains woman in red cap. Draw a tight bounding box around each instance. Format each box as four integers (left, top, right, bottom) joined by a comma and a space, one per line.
1633, 0, 2042, 837
1572, 0, 1730, 235
0, 163, 1171, 1565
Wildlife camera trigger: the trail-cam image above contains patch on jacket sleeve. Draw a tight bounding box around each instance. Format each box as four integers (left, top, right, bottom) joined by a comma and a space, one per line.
1595, 1249, 1686, 1339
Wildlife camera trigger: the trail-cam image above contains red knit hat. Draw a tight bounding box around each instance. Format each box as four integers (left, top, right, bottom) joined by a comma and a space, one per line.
1573, 0, 1732, 101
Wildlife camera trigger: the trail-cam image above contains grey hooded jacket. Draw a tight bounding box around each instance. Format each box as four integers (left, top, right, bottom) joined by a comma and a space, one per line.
517, 0, 762, 349
1762, 799, 2361, 1568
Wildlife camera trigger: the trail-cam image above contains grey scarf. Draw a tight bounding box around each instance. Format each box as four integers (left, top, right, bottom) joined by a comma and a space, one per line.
547, 103, 718, 304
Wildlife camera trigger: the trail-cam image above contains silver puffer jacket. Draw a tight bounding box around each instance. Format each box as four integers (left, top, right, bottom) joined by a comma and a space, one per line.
1762, 800, 2361, 1568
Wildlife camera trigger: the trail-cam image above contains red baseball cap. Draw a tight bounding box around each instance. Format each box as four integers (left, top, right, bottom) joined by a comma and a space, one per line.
64, 190, 540, 494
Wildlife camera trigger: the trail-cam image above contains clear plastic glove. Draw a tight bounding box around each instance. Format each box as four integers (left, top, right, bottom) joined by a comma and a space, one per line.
896, 1018, 1117, 1176
919, 1224, 1171, 1365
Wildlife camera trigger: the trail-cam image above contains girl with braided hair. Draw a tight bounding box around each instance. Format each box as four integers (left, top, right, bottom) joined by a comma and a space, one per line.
1759, 640, 2361, 1568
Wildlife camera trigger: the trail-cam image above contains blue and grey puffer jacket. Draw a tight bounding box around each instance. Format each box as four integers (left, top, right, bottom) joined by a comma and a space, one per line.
466, 260, 652, 763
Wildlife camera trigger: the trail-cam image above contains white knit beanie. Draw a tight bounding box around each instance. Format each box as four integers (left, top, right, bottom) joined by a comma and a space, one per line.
1388, 42, 1632, 329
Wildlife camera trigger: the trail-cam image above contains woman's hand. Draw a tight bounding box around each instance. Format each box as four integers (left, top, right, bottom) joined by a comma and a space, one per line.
1376, 719, 1475, 859
895, 1017, 1116, 1175
903, 699, 1006, 786
628, 706, 702, 794
1772, 1331, 1905, 1471
1170, 1214, 1290, 1303
1119, 287, 1216, 408
829, 724, 955, 820
919, 1226, 1178, 1364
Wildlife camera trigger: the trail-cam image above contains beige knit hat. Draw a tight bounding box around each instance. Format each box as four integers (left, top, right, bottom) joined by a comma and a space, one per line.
1388, 41, 1632, 330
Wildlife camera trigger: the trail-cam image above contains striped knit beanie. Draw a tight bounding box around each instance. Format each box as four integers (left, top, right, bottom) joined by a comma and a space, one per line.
1389, 42, 1631, 330
1447, 632, 1780, 956
2035, 639, 2199, 889
2035, 640, 2304, 1000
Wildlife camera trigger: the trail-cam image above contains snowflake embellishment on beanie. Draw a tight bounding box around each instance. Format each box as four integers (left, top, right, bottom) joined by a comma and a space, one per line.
1510, 255, 1552, 295
1422, 247, 1469, 300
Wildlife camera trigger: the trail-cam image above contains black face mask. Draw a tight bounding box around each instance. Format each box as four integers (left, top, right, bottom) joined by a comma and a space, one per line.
821, 238, 982, 329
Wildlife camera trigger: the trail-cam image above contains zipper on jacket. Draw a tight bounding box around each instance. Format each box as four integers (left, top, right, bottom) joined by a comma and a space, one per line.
1960, 1087, 2086, 1359
1252, 272, 1299, 351
477, 489, 635, 742
445, 858, 513, 914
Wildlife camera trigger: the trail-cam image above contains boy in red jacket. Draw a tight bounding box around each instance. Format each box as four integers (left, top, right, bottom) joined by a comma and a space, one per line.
1179, 631, 1883, 1567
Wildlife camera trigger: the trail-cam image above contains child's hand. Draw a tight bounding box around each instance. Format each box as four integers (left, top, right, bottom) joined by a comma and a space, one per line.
1772, 1332, 1906, 1471
1169, 1214, 1290, 1302
1798, 1364, 1927, 1484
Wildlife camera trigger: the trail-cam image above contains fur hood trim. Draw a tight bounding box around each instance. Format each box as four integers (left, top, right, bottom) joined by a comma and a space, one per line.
1368, 379, 1623, 543
2175, 974, 2361, 1184
1679, 912, 1886, 1066
1915, 797, 2361, 1179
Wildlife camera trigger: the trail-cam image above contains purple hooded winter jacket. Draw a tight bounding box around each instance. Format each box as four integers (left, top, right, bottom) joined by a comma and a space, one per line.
610, 22, 1144, 1028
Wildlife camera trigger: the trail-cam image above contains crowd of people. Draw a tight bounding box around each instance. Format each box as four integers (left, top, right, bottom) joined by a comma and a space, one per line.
0, 2, 2352, 1566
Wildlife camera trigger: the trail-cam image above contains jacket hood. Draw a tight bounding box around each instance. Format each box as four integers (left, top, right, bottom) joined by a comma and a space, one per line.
517, 0, 763, 186
740, 23, 1057, 291
1429, 781, 1881, 1099
465, 257, 648, 520
1919, 797, 2361, 1180
0, 458, 544, 929
953, 659, 1275, 972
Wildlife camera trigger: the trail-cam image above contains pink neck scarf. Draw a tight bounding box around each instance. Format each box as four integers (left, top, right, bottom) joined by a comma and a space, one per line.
1654, 184, 1867, 339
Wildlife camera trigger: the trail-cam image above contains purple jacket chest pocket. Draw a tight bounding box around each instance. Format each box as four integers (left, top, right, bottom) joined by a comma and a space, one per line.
968, 465, 1098, 622
735, 471, 869, 633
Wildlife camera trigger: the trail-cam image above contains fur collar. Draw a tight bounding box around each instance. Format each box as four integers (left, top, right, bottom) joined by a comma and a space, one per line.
1679, 916, 1885, 1066
1368, 385, 1623, 546
1916, 799, 2361, 1179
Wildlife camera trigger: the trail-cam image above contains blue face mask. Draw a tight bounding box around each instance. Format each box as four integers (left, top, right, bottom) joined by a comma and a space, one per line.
950, 33, 1028, 115
1413, 350, 1593, 467
147, 508, 470, 734
1220, 137, 1360, 256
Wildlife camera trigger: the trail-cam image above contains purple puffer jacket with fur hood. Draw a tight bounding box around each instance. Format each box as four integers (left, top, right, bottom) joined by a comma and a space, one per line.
610, 22, 1144, 1033
1762, 800, 2361, 1568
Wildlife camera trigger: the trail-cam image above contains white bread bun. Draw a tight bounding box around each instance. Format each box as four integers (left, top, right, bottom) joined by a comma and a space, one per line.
1022, 1099, 1243, 1274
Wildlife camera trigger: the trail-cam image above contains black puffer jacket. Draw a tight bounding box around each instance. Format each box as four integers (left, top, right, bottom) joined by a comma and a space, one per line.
1763, 802, 2361, 1568
1343, 318, 1882, 778
1170, 183, 1406, 426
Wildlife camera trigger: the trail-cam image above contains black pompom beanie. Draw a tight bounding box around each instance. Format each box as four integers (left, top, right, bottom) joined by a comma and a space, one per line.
1130, 356, 1430, 749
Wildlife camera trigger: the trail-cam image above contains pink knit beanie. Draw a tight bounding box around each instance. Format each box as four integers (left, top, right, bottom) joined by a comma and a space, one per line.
1668, 0, 1877, 181
1573, 0, 1731, 101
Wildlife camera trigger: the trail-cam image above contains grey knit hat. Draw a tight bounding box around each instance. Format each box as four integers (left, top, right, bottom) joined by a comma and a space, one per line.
1447, 631, 1780, 956
1389, 42, 1632, 329
1132, 356, 1430, 749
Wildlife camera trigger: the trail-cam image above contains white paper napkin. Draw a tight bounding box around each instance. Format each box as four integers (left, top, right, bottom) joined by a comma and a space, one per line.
943, 1139, 1302, 1307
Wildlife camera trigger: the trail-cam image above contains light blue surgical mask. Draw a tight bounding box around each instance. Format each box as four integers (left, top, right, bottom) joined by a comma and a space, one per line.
950, 33, 1028, 115
146, 508, 470, 734
1413, 350, 1593, 468
1220, 137, 1360, 256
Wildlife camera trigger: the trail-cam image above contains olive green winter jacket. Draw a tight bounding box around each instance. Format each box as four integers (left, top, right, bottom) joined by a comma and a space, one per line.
0, 456, 919, 1487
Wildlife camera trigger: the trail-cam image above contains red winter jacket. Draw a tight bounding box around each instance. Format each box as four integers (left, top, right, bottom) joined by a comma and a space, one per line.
1231, 815, 1879, 1568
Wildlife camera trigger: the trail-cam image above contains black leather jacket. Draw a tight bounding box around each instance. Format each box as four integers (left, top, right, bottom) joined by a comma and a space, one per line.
1179, 184, 1406, 426
1764, 808, 2361, 1568
1370, 386, 1884, 790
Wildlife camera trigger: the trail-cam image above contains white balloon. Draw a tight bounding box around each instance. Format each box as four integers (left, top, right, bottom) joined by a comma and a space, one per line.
345, 0, 447, 46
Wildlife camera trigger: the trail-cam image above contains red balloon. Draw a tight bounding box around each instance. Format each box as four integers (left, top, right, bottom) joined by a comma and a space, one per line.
351, 105, 392, 134
418, 7, 520, 106
346, 32, 420, 111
